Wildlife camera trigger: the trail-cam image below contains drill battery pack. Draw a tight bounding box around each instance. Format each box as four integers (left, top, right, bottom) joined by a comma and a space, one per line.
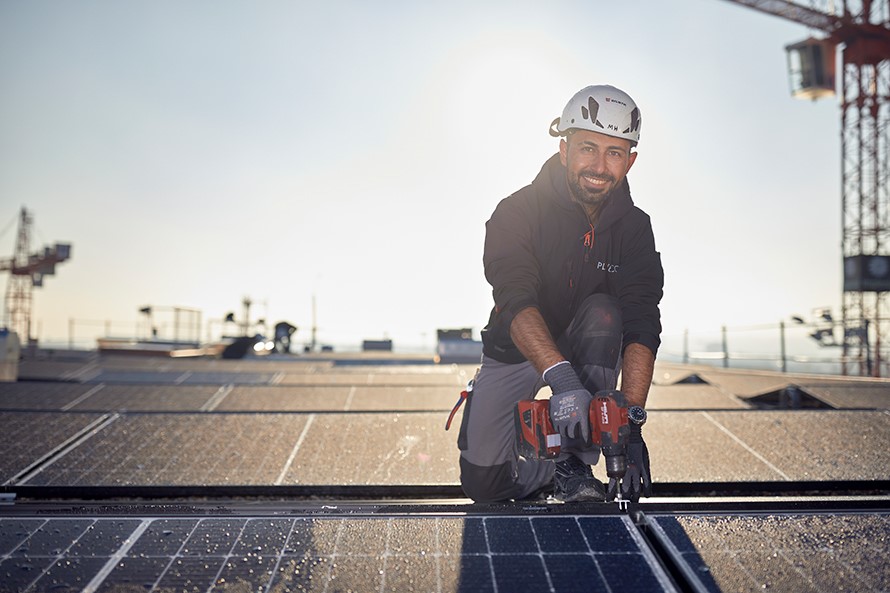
514, 399, 561, 459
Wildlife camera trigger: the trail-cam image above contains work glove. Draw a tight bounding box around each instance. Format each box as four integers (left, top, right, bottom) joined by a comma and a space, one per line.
544, 362, 594, 445
606, 424, 652, 503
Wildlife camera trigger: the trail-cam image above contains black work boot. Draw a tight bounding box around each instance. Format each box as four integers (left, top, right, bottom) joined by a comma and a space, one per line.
553, 455, 606, 503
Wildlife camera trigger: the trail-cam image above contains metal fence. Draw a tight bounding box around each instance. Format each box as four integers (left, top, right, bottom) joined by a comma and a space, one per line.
659, 320, 887, 377
62, 308, 202, 350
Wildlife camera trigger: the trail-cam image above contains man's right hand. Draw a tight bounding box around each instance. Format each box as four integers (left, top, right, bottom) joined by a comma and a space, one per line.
544, 362, 593, 444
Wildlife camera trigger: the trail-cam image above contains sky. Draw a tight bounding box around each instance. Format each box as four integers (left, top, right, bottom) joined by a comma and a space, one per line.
0, 0, 841, 356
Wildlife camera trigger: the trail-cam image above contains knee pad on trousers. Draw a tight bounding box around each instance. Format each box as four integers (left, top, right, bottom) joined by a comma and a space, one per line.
565, 294, 623, 391
459, 456, 520, 503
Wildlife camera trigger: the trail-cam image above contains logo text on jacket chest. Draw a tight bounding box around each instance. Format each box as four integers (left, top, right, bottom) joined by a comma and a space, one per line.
596, 261, 620, 273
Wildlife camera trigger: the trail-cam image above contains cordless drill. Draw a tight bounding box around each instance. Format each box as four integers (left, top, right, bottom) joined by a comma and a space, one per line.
514, 390, 631, 478
589, 390, 630, 478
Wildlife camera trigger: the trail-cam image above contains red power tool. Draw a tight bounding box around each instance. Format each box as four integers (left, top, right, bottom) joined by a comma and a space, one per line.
590, 390, 631, 478
514, 390, 631, 478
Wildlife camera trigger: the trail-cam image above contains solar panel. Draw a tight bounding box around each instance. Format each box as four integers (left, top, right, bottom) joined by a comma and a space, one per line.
0, 412, 106, 485
9, 412, 461, 487
347, 386, 462, 411
218, 385, 353, 411
7, 409, 890, 488
16, 359, 92, 381
701, 410, 890, 481
645, 384, 749, 409
2, 356, 889, 593
0, 382, 96, 411
86, 371, 193, 384
279, 413, 460, 485
180, 371, 278, 385
647, 512, 890, 593
218, 385, 459, 412
71, 384, 223, 412
630, 410, 890, 484
804, 384, 890, 409
20, 414, 314, 486
279, 371, 465, 387
86, 370, 278, 385
0, 515, 676, 593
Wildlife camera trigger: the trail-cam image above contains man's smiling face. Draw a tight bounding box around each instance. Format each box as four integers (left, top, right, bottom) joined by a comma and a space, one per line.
560, 129, 637, 208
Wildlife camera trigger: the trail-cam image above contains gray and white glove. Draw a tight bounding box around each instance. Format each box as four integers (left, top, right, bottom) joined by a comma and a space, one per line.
545, 362, 593, 445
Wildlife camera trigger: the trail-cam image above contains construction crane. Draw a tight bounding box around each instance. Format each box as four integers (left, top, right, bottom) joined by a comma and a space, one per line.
721, 0, 890, 376
0, 207, 72, 345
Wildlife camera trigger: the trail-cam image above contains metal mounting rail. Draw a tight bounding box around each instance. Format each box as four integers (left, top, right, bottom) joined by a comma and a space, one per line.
0, 496, 887, 520
2, 480, 888, 503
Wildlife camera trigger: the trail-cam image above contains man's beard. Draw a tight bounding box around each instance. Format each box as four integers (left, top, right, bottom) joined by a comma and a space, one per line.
567, 170, 618, 208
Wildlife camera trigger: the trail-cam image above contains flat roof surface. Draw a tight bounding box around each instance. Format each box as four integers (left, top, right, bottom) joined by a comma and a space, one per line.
2, 353, 888, 592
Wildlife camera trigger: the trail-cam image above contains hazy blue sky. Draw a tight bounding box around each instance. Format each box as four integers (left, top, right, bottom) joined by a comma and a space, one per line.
1, 0, 839, 353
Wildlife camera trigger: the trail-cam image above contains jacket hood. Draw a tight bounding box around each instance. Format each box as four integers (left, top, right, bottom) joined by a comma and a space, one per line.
534, 152, 635, 232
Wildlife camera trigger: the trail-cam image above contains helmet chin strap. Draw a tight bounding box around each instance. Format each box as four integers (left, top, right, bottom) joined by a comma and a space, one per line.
549, 117, 563, 138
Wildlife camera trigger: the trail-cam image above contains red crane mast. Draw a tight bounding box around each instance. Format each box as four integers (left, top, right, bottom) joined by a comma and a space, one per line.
1, 208, 72, 345
721, 0, 890, 376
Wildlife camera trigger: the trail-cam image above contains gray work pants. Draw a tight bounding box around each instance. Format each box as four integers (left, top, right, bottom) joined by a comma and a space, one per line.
457, 294, 623, 503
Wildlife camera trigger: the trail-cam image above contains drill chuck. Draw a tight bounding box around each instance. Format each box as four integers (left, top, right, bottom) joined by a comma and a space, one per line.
603, 447, 627, 478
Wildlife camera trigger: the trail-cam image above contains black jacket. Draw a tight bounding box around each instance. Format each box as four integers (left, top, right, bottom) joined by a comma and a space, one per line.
481, 153, 663, 363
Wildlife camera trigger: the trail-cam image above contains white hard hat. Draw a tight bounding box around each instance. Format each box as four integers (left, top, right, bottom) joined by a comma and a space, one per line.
550, 85, 642, 145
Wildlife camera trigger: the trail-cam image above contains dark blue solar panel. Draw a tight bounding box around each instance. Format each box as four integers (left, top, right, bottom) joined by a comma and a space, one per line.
154, 555, 226, 591
457, 517, 489, 554
451, 553, 496, 592
14, 519, 94, 556
42, 556, 110, 591
597, 553, 668, 592
578, 516, 639, 552
485, 517, 538, 554
532, 516, 589, 553
229, 518, 292, 556
0, 555, 56, 591
648, 515, 697, 552
544, 554, 607, 592
491, 554, 551, 592
68, 519, 144, 556
0, 519, 43, 555
95, 556, 170, 593
181, 519, 245, 556
126, 519, 198, 557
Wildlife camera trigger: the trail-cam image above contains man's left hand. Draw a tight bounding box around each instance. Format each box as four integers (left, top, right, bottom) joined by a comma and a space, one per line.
606, 427, 651, 502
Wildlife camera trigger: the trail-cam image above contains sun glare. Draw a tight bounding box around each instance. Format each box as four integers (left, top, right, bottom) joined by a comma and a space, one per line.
415, 30, 586, 152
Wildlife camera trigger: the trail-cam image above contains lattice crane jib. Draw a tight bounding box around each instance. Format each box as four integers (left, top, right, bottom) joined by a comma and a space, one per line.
720, 0, 890, 376
1, 208, 72, 344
